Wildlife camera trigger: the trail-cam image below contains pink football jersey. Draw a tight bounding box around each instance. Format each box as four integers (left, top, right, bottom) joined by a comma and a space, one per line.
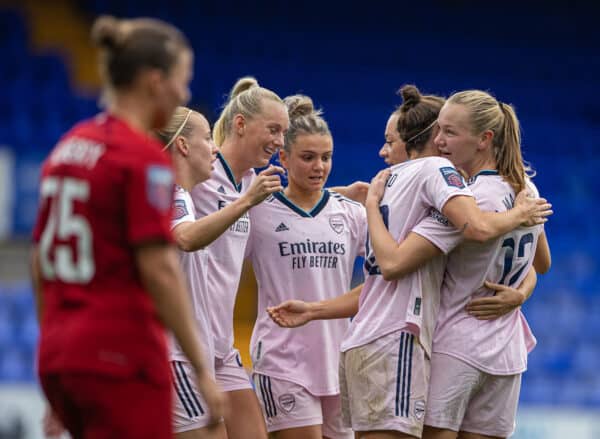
340, 157, 472, 357
169, 185, 215, 376
248, 190, 367, 395
432, 172, 541, 375
190, 152, 255, 358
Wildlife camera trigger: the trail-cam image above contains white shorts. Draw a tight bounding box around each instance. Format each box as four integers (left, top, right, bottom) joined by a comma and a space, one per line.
252, 373, 353, 438
171, 360, 218, 433
425, 352, 521, 438
340, 330, 429, 438
215, 348, 253, 392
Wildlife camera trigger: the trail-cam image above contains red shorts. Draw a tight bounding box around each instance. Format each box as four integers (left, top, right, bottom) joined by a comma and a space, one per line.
40, 372, 172, 439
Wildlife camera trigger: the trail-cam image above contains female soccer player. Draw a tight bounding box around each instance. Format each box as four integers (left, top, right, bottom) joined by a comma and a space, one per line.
157, 107, 227, 438
422, 91, 551, 439
379, 99, 409, 166
247, 95, 366, 439
268, 85, 551, 439
191, 76, 288, 439
31, 16, 220, 438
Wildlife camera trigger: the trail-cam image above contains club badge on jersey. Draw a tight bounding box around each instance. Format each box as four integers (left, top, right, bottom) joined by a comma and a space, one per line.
173, 199, 189, 220
146, 165, 174, 212
329, 215, 345, 234
439, 167, 466, 188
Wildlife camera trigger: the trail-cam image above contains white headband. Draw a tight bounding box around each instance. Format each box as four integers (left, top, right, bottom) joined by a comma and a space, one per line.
162, 109, 193, 151
405, 119, 437, 144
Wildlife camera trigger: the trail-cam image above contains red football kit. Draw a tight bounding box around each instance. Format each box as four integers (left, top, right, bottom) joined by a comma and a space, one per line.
33, 113, 176, 438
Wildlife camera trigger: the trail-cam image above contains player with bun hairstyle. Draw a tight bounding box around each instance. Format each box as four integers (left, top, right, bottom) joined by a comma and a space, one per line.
422, 91, 551, 439
31, 15, 221, 438
268, 85, 551, 438
246, 94, 366, 439
190, 76, 288, 439
379, 88, 411, 166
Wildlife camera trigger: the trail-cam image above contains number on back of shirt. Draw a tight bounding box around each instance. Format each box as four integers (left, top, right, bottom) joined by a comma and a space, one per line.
364, 205, 390, 275
39, 176, 95, 283
499, 232, 534, 286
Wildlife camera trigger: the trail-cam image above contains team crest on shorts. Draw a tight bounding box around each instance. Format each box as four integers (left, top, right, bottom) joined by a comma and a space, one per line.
278, 394, 295, 413
329, 215, 345, 234
414, 399, 426, 420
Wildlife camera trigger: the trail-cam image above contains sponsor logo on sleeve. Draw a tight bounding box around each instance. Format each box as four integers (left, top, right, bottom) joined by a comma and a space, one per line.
146, 165, 173, 211
439, 167, 466, 189
429, 208, 450, 226
173, 199, 189, 220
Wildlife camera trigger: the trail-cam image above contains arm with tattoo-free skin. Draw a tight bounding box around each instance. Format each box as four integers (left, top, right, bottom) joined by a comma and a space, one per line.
466, 266, 537, 320
442, 190, 552, 243
173, 165, 284, 252
365, 170, 442, 281
268, 283, 363, 328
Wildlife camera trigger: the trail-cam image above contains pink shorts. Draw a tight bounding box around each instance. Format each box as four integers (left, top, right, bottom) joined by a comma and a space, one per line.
340, 330, 430, 438
171, 361, 223, 433
215, 348, 252, 392
252, 373, 353, 438
425, 352, 521, 438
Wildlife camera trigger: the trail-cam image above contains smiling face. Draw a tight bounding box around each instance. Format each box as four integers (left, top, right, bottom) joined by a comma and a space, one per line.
238, 99, 289, 168
435, 103, 482, 170
280, 133, 333, 194
379, 113, 408, 166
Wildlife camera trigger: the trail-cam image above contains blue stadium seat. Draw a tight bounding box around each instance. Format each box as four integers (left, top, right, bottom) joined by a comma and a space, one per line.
0, 307, 13, 351
0, 347, 32, 382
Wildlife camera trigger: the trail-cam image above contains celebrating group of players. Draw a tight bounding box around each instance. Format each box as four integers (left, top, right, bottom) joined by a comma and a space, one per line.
31, 14, 552, 439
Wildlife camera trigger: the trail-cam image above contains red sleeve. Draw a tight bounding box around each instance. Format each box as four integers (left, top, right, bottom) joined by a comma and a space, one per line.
126, 153, 175, 245
31, 162, 50, 244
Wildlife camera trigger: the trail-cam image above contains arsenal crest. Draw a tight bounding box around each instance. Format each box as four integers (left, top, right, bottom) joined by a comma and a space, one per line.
329, 215, 344, 234
278, 394, 295, 413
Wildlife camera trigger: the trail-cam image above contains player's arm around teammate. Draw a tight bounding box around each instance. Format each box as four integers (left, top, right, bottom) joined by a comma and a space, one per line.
422, 91, 553, 439
464, 200, 551, 320
171, 163, 283, 251
466, 266, 538, 321
267, 102, 410, 328
269, 118, 549, 331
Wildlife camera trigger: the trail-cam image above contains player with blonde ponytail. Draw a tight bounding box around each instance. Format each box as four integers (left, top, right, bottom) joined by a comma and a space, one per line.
190, 77, 288, 439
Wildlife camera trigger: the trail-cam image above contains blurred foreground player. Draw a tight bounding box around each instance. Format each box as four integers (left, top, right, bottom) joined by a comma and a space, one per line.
31, 15, 220, 438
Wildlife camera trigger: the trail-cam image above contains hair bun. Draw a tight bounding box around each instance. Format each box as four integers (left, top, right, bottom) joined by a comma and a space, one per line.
398, 84, 422, 113
91, 15, 123, 50
229, 76, 259, 101
284, 94, 321, 120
